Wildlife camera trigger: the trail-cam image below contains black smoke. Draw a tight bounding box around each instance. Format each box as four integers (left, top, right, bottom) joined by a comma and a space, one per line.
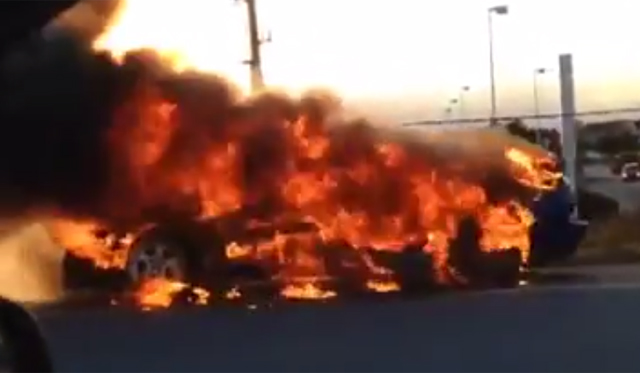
0, 2, 548, 227
0, 29, 122, 216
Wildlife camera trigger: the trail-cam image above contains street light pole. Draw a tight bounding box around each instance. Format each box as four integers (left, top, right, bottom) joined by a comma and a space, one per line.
444, 106, 453, 122
487, 5, 508, 126
459, 85, 470, 120
448, 98, 459, 122
533, 67, 547, 132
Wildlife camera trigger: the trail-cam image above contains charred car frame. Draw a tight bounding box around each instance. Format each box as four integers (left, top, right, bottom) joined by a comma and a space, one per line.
62, 176, 588, 298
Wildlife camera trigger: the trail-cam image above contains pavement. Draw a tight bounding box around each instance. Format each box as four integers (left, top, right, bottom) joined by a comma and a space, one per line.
23, 264, 640, 372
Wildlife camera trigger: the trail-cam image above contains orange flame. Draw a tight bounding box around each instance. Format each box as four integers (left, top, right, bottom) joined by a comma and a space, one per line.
134, 278, 210, 310
366, 279, 401, 293
48, 1, 562, 306
281, 283, 337, 300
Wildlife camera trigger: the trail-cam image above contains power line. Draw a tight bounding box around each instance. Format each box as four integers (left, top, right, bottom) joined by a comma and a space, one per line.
402, 106, 640, 127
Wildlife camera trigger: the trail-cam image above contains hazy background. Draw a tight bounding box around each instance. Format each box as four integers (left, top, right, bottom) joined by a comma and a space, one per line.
108, 0, 640, 123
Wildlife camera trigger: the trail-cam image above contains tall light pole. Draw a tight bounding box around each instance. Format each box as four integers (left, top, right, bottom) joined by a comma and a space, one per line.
444, 106, 453, 122
448, 98, 459, 122
487, 5, 508, 126
458, 85, 470, 119
533, 67, 548, 134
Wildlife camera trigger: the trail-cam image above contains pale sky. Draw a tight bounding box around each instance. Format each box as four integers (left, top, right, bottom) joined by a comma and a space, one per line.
91, 0, 640, 123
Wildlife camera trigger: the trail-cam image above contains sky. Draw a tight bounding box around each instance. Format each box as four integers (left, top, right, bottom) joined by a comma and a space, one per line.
87, 0, 640, 123
256, 0, 640, 121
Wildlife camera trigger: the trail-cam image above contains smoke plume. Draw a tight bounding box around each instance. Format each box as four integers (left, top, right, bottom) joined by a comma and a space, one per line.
0, 9, 549, 230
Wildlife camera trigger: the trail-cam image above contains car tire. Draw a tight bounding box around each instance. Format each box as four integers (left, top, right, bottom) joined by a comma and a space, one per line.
125, 226, 203, 286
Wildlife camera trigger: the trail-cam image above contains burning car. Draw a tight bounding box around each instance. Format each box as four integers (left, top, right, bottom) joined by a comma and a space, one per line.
28, 2, 586, 306
38, 64, 578, 304
53, 141, 587, 306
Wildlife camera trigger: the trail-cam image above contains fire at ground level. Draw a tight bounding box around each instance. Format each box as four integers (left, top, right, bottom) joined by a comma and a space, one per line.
57, 209, 585, 311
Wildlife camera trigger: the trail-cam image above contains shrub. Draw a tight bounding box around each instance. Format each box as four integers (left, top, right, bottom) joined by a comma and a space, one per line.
577, 188, 619, 221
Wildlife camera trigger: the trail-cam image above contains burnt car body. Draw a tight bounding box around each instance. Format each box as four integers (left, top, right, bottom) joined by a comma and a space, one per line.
64, 206, 443, 297
62, 177, 588, 296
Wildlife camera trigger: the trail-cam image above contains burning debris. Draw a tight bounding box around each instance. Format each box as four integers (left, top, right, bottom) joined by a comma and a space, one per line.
0, 1, 562, 309
133, 277, 209, 310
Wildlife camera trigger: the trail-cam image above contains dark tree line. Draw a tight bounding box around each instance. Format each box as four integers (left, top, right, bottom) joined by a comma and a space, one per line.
504, 118, 562, 158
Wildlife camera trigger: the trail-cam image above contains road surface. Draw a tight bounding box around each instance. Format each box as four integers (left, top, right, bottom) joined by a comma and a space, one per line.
30, 265, 640, 372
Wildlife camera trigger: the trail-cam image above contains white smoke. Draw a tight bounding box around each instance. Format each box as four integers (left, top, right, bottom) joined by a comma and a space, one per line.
0, 221, 64, 303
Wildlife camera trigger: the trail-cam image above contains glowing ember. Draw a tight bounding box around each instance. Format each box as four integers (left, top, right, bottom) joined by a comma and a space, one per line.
225, 287, 242, 300
366, 280, 401, 293
225, 242, 253, 259
280, 283, 337, 300
135, 278, 187, 310
191, 287, 211, 305
134, 278, 210, 310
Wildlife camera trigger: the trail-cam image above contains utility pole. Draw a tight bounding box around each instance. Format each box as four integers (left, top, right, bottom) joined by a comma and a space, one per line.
559, 53, 579, 214
458, 85, 470, 120
237, 0, 270, 93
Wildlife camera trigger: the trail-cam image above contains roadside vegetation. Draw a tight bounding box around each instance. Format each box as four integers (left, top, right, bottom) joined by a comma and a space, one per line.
576, 210, 640, 265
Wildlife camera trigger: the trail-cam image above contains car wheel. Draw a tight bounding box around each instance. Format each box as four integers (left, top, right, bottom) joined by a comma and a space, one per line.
125, 232, 192, 285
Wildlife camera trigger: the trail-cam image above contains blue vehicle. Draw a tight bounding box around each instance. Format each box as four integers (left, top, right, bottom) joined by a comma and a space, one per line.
528, 176, 588, 267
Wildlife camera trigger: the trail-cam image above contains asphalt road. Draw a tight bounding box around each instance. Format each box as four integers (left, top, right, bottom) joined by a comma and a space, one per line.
29, 265, 640, 372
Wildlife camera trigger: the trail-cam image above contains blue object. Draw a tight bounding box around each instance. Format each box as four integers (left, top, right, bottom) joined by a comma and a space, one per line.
528, 180, 588, 267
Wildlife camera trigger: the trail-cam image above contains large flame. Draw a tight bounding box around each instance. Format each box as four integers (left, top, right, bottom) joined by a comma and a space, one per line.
49, 0, 561, 306
92, 0, 235, 76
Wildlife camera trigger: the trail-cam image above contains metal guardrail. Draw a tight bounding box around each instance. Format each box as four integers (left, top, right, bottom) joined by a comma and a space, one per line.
402, 106, 640, 127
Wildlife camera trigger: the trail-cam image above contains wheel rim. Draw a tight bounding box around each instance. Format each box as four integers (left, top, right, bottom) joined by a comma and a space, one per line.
126, 241, 186, 284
